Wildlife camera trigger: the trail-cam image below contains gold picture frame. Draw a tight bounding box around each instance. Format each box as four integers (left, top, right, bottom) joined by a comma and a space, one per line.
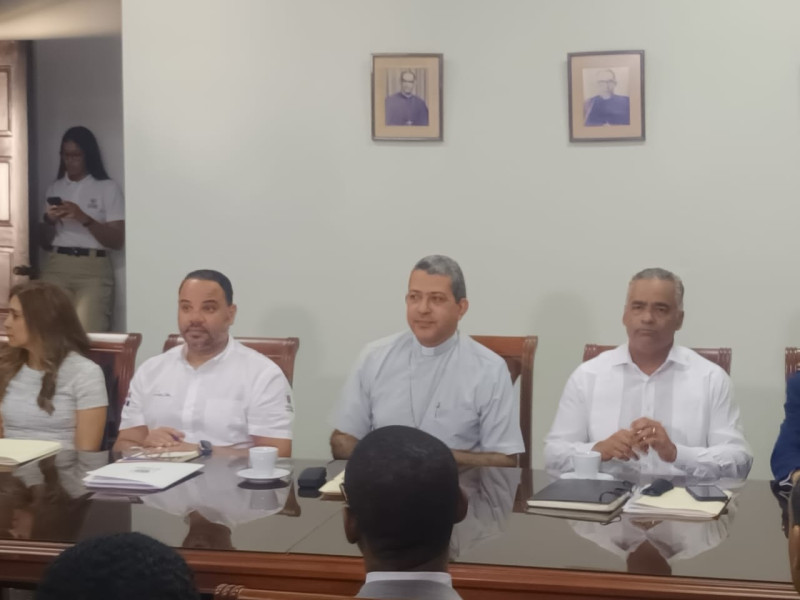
568, 50, 645, 142
372, 53, 443, 141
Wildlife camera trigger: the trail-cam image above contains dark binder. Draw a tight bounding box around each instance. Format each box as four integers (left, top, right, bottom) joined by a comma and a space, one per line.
527, 479, 633, 513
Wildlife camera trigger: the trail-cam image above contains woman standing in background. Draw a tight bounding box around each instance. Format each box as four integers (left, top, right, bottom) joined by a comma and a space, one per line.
40, 126, 124, 332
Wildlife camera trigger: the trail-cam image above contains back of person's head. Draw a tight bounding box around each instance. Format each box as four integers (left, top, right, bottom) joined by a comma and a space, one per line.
57, 126, 110, 180
0, 281, 90, 414
36, 532, 199, 600
343, 425, 463, 570
180, 269, 234, 305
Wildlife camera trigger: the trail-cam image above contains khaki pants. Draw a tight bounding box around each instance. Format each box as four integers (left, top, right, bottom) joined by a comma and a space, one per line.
40, 252, 114, 332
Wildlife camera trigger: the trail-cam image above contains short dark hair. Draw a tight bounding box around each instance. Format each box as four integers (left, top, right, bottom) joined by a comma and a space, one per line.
344, 426, 460, 569
180, 269, 233, 304
57, 126, 110, 180
36, 532, 199, 600
413, 255, 467, 302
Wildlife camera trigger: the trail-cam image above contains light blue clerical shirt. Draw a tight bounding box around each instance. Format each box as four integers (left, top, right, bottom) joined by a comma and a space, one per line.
333, 331, 524, 455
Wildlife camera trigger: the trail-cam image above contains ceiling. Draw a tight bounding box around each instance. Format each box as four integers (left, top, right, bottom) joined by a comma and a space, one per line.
0, 0, 120, 40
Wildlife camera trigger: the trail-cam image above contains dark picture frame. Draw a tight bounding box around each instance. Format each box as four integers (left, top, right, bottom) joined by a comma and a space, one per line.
372, 53, 443, 141
568, 50, 645, 142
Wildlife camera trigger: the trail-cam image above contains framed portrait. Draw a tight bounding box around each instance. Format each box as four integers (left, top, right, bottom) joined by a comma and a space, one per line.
568, 50, 645, 142
372, 53, 443, 141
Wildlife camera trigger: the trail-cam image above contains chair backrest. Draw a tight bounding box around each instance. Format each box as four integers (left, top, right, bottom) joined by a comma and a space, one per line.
162, 335, 300, 384
215, 585, 357, 600
582, 344, 732, 375
85, 333, 143, 447
471, 335, 538, 468
786, 347, 800, 381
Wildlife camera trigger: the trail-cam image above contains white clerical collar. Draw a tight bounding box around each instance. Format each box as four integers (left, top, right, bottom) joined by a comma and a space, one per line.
413, 331, 459, 357
365, 571, 452, 586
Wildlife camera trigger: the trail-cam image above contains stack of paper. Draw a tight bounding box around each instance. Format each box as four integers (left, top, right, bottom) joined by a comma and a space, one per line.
83, 461, 204, 491
624, 487, 731, 520
0, 439, 61, 467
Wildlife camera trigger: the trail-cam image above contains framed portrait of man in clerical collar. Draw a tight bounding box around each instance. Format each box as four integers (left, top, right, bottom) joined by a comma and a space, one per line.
568, 50, 645, 142
372, 53, 443, 141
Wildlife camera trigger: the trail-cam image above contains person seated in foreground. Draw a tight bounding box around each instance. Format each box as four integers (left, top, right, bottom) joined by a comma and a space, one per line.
343, 425, 467, 600
0, 281, 107, 450
35, 532, 199, 600
771, 372, 800, 489
544, 267, 752, 479
114, 269, 293, 456
330, 254, 523, 467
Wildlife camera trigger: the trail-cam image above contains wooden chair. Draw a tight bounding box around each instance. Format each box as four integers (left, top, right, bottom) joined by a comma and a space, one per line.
215, 586, 358, 600
162, 335, 300, 384
786, 347, 800, 381
86, 333, 143, 447
582, 343, 732, 375
471, 335, 538, 468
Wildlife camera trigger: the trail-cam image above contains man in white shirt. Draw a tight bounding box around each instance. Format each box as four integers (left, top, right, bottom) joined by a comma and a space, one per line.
544, 268, 752, 479
114, 270, 293, 456
330, 255, 524, 467
343, 425, 467, 600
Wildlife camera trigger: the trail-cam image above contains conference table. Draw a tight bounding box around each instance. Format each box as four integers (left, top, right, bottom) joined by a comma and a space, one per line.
0, 451, 795, 600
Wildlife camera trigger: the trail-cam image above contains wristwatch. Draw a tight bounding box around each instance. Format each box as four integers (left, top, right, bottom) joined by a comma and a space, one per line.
198, 440, 212, 456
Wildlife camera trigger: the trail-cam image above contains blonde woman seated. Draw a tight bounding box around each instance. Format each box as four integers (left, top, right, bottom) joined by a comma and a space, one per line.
0, 281, 107, 451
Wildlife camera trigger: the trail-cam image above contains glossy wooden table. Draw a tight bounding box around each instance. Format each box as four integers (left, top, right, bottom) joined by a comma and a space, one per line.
0, 453, 794, 599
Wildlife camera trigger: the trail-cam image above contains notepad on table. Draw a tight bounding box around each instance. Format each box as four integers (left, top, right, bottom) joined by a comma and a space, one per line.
118, 449, 200, 463
527, 479, 633, 513
0, 439, 61, 467
623, 486, 731, 520
319, 469, 345, 498
83, 461, 204, 492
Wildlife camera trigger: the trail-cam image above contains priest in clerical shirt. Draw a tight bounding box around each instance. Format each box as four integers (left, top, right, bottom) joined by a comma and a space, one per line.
330, 255, 524, 467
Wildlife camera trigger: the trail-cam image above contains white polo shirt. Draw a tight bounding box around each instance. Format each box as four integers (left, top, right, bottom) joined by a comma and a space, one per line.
46, 175, 125, 249
120, 337, 293, 446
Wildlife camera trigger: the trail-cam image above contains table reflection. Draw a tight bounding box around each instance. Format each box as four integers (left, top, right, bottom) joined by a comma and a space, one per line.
0, 450, 108, 542
569, 502, 737, 575
142, 456, 296, 549
450, 466, 519, 559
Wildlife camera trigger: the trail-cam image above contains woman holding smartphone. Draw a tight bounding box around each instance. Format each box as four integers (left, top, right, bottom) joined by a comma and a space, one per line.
0, 281, 108, 451
41, 126, 124, 332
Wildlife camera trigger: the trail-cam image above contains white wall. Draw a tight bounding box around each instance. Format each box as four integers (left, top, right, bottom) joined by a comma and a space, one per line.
32, 36, 126, 330
121, 0, 800, 477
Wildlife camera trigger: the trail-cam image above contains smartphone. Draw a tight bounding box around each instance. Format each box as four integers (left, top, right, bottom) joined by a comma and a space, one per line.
685, 484, 727, 502
46, 196, 62, 206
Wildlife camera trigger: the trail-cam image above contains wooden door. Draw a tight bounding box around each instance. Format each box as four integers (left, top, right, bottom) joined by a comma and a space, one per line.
0, 41, 29, 315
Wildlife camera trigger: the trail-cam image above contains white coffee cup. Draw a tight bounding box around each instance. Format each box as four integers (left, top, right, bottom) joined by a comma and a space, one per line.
573, 450, 601, 478
249, 446, 278, 476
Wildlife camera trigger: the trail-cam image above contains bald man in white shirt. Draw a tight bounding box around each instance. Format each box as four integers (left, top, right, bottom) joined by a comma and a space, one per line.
545, 268, 752, 480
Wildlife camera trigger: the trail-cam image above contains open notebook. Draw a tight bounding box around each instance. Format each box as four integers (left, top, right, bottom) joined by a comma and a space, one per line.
624, 486, 731, 520
319, 470, 345, 498
0, 439, 61, 467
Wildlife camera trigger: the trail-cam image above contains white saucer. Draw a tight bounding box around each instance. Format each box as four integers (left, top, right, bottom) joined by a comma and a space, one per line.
560, 472, 615, 481
236, 467, 291, 483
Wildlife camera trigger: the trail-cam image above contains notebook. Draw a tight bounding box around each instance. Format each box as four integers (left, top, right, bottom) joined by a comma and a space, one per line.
527, 479, 633, 513
83, 461, 204, 491
623, 486, 731, 520
0, 439, 61, 466
319, 470, 345, 498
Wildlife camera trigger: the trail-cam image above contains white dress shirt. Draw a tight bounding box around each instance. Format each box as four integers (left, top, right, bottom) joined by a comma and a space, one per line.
46, 175, 124, 249
120, 337, 293, 446
332, 331, 523, 455
544, 345, 752, 479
